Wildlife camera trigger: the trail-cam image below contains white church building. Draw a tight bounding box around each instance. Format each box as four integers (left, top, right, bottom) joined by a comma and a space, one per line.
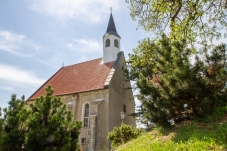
28, 13, 136, 151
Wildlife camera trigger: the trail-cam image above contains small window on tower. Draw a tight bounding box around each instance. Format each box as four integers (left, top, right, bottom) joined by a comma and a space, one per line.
114, 39, 118, 48
106, 39, 110, 47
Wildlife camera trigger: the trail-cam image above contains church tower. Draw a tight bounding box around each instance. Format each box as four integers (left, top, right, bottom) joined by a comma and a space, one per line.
103, 13, 121, 63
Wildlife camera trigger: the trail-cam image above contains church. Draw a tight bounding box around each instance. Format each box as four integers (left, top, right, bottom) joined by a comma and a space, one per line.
28, 13, 136, 151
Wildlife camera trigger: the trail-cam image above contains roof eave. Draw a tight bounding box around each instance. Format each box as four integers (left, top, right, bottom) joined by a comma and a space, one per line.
26, 67, 63, 101
28, 87, 108, 101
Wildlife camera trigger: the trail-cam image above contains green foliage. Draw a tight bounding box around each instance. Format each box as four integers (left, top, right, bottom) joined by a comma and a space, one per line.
173, 122, 227, 146
98, 146, 109, 151
0, 107, 3, 145
199, 105, 227, 123
116, 122, 227, 151
25, 85, 82, 151
0, 86, 82, 151
108, 124, 142, 148
125, 34, 227, 127
125, 0, 227, 47
0, 94, 29, 151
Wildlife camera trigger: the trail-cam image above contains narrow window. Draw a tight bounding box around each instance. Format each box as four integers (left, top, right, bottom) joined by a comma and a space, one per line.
106, 39, 110, 47
114, 39, 118, 48
83, 103, 89, 127
123, 104, 126, 113
81, 138, 86, 144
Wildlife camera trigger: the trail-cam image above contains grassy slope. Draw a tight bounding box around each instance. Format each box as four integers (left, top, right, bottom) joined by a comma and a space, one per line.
116, 117, 227, 151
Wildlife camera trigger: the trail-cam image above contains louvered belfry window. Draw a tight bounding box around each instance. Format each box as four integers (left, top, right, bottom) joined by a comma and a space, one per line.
106, 39, 110, 47
114, 39, 118, 48
84, 103, 89, 127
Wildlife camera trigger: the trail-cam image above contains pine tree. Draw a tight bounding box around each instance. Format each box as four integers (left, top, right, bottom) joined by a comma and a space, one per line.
0, 107, 3, 145
125, 34, 227, 127
0, 94, 28, 151
25, 85, 82, 151
196, 44, 227, 116
0, 86, 82, 151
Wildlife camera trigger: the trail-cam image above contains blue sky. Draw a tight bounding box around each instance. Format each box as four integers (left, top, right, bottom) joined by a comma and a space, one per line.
0, 0, 152, 109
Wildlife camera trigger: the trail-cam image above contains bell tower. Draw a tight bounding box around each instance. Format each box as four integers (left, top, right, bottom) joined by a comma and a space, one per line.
103, 13, 121, 63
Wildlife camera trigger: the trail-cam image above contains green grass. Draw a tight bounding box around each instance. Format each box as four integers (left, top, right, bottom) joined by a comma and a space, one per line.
115, 120, 227, 151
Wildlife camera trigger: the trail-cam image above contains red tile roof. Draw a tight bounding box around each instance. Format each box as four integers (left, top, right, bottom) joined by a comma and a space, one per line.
28, 58, 115, 100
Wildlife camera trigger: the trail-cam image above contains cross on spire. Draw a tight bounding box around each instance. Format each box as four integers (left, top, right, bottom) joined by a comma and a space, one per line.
110, 7, 112, 13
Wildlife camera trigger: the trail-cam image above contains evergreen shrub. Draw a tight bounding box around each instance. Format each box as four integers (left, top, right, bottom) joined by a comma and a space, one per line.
108, 124, 142, 148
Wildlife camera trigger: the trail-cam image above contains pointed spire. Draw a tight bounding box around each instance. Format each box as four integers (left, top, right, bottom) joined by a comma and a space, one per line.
105, 13, 120, 38
106, 13, 117, 33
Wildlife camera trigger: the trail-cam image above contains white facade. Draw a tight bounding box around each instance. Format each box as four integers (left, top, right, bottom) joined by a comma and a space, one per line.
103, 34, 121, 63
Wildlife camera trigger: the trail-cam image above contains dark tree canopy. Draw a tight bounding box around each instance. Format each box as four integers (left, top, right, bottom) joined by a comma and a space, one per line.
0, 107, 3, 137
0, 94, 28, 150
126, 0, 227, 46
0, 86, 82, 151
125, 34, 227, 127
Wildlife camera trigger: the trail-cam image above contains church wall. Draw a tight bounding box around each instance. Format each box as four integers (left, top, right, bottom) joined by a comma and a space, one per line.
108, 53, 136, 148
60, 89, 110, 151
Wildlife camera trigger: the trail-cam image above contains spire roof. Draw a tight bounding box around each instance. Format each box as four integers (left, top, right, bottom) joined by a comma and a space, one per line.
105, 13, 120, 38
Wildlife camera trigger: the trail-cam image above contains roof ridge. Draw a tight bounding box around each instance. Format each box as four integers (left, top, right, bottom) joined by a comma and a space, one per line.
63, 58, 102, 68
113, 51, 123, 69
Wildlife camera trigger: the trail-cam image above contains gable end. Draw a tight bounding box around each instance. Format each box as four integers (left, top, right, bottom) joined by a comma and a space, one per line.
104, 51, 123, 88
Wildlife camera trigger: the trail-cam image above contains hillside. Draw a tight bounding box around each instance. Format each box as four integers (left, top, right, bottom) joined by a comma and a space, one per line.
115, 115, 227, 151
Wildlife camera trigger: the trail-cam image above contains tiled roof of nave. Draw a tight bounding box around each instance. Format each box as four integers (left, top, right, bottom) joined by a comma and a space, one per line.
28, 58, 115, 100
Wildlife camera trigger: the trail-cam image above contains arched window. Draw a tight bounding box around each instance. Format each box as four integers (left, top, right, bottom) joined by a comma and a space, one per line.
83, 103, 89, 127
114, 39, 118, 48
106, 39, 110, 47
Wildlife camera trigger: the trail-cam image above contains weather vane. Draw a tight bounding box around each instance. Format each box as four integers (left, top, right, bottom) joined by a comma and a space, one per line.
110, 7, 112, 13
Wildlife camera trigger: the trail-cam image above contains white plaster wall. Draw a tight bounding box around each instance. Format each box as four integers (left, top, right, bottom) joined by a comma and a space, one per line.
103, 35, 120, 63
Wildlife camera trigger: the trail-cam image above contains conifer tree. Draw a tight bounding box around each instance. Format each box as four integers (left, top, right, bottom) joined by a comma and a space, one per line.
0, 86, 82, 151
25, 85, 82, 151
125, 34, 227, 127
0, 107, 3, 145
0, 94, 28, 151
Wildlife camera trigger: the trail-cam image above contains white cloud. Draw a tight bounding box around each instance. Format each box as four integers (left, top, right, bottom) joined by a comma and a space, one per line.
30, 0, 121, 24
0, 30, 41, 57
78, 55, 88, 62
68, 38, 102, 54
34, 58, 58, 69
0, 86, 13, 91
0, 64, 45, 86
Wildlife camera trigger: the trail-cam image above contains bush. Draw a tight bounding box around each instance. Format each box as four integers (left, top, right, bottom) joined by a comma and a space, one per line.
108, 124, 142, 148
